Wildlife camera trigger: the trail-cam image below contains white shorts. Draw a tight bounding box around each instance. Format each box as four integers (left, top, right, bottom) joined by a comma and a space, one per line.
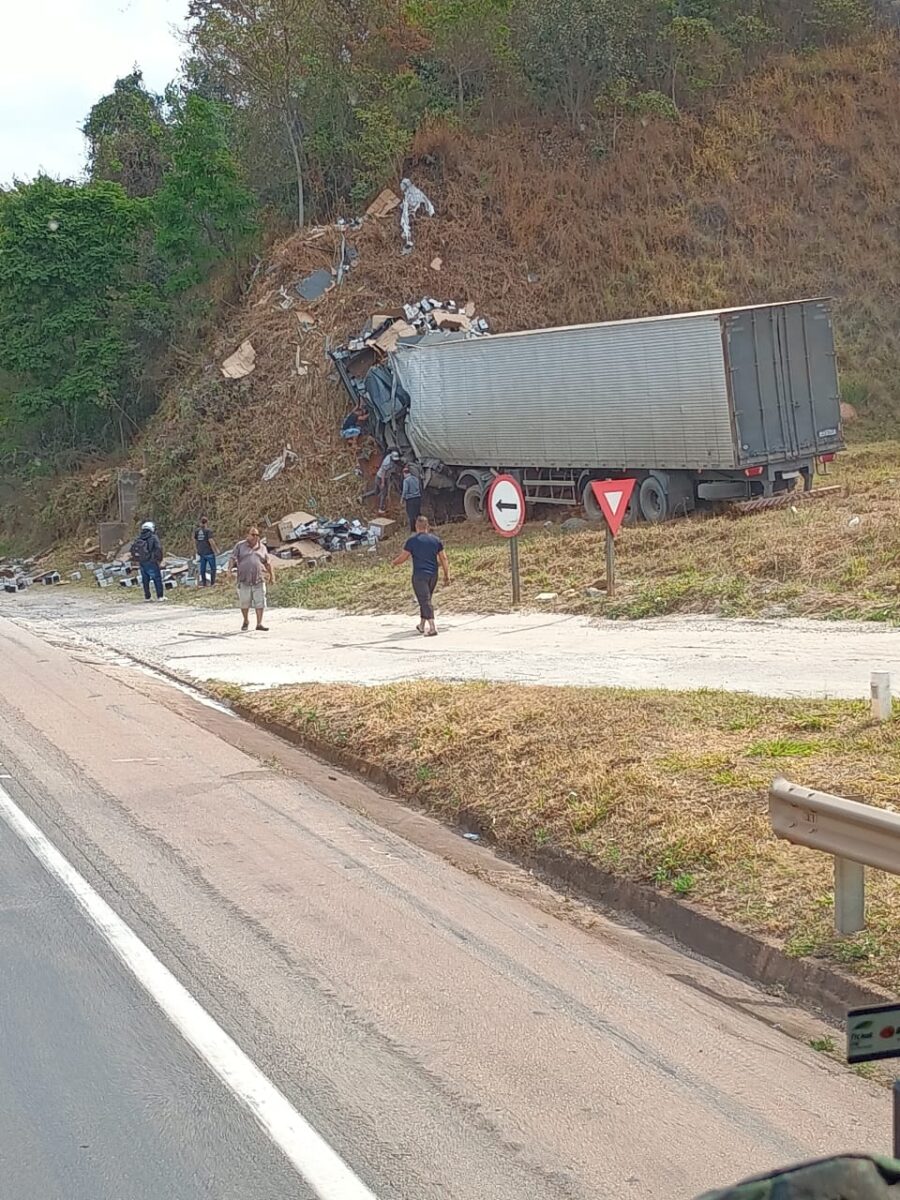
237, 581, 266, 609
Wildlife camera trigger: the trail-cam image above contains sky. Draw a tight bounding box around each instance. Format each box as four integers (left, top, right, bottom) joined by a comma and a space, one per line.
0, 0, 187, 185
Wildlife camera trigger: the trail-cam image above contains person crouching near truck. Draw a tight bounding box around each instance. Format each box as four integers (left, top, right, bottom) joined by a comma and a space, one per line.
392, 515, 450, 637
401, 465, 422, 531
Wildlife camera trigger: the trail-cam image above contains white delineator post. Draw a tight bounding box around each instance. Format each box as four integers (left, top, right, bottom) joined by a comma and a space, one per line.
871, 671, 892, 722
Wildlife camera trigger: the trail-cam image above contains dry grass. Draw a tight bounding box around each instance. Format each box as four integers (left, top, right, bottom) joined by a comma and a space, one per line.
32, 33, 900, 551
222, 679, 900, 992
206, 441, 900, 623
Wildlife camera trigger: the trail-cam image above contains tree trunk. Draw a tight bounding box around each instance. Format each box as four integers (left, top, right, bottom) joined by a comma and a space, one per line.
283, 109, 305, 229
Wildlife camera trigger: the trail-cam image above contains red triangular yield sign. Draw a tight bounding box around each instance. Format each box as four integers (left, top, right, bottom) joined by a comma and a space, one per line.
590, 478, 637, 537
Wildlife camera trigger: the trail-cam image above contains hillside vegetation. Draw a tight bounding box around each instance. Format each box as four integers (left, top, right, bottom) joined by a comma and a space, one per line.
3, 4, 900, 548
63, 34, 900, 545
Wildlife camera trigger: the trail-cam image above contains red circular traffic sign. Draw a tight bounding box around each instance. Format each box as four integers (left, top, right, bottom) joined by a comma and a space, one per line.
486, 474, 525, 538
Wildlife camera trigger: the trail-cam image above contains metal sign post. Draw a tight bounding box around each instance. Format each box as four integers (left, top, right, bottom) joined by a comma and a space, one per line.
509, 535, 521, 607
589, 479, 637, 596
847, 1002, 900, 1156
605, 528, 616, 599
486, 474, 526, 607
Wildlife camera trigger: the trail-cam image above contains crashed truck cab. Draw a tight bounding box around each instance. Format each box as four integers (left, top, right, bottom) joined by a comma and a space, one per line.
332, 298, 845, 524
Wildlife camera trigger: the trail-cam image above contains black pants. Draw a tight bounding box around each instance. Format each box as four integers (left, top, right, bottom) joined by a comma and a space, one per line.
412, 573, 438, 621
405, 495, 422, 531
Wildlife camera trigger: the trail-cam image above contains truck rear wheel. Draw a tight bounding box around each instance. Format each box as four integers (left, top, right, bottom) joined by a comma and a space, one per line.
583, 481, 604, 523
463, 484, 485, 522
639, 475, 669, 523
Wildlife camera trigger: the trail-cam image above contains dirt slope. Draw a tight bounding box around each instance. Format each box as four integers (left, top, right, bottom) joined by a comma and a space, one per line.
37, 34, 900, 544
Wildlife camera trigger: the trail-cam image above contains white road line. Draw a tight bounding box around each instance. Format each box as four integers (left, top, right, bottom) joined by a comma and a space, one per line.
0, 782, 378, 1200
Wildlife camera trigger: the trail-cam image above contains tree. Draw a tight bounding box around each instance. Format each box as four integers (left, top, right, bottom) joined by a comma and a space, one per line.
0, 178, 158, 452
187, 0, 324, 228
513, 0, 643, 126
82, 71, 170, 197
154, 94, 257, 291
406, 0, 510, 118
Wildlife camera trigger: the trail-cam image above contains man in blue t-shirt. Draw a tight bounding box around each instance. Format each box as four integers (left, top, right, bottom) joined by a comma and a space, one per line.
392, 515, 450, 636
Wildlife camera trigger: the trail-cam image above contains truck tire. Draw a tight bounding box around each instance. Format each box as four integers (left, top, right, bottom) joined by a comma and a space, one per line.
582, 480, 604, 523
463, 484, 485, 523
639, 475, 669, 523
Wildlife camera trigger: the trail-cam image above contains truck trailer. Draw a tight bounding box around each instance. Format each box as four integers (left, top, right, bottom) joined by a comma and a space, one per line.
336, 298, 845, 523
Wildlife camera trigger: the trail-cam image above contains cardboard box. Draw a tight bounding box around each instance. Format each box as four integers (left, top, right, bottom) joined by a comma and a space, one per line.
277, 511, 317, 542
368, 518, 396, 538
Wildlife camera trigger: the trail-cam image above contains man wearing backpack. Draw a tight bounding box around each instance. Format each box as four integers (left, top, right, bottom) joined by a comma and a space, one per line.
131, 521, 165, 602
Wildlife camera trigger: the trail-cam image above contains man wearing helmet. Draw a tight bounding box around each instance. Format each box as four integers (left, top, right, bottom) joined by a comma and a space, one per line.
130, 521, 165, 602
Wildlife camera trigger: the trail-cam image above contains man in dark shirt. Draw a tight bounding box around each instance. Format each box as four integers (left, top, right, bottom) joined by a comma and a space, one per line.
392, 515, 450, 636
194, 517, 219, 586
131, 521, 165, 602
401, 466, 422, 532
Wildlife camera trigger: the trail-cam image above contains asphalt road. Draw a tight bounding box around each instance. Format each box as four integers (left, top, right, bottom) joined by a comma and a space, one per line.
0, 816, 308, 1200
0, 613, 891, 1200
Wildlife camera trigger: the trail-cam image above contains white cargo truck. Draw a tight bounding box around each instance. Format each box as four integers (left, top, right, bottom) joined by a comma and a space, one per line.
338, 299, 845, 523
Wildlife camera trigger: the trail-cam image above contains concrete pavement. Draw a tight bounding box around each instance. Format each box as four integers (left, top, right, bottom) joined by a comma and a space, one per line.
0, 611, 892, 1199
7, 588, 900, 697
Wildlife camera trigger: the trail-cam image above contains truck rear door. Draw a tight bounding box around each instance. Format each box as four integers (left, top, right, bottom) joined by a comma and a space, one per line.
725, 301, 843, 465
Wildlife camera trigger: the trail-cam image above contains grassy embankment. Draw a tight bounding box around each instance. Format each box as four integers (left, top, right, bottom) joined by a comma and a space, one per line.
163, 442, 900, 622
21, 34, 900, 553
217, 678, 900, 998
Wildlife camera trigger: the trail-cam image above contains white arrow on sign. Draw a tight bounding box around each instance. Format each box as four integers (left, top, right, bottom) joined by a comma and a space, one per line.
487, 475, 526, 537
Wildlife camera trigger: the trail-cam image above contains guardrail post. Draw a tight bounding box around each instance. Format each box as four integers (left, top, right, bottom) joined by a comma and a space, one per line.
871, 671, 892, 722
834, 856, 865, 935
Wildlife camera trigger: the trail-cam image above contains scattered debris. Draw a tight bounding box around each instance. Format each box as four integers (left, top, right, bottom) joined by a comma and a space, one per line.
536, 592, 559, 602
368, 517, 396, 539
263, 506, 399, 563
296, 268, 334, 304
367, 188, 401, 219
277, 510, 317, 542
261, 445, 299, 483
848, 515, 861, 529
330, 295, 491, 459
400, 178, 435, 251
585, 586, 603, 598
1, 552, 59, 594
430, 256, 442, 272
295, 310, 316, 330
462, 832, 480, 842
221, 339, 257, 379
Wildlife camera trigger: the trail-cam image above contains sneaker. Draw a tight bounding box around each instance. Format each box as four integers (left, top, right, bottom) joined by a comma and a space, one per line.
241, 621, 249, 632
255, 624, 269, 632
144, 597, 153, 603
157, 595, 167, 601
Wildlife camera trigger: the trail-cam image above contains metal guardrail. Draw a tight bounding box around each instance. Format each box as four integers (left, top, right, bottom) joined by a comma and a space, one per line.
769, 778, 900, 935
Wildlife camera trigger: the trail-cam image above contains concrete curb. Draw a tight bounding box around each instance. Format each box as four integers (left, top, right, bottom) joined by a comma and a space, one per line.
226, 700, 894, 1022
